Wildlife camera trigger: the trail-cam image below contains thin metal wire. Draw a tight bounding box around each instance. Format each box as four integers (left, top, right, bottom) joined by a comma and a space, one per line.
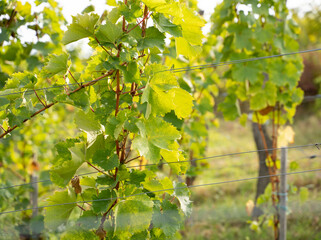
302, 94, 321, 102
0, 81, 112, 97
162, 48, 321, 74
129, 143, 321, 168
0, 171, 98, 190
0, 168, 320, 216
0, 143, 320, 190
1, 48, 321, 98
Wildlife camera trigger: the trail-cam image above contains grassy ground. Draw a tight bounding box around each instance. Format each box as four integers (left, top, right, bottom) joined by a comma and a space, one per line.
183, 108, 321, 239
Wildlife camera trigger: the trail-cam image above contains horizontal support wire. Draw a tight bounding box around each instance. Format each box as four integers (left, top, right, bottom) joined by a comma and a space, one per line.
302, 94, 321, 102
0, 143, 320, 191
130, 143, 321, 168
0, 82, 112, 98
1, 48, 321, 98
160, 48, 321, 74
0, 168, 320, 216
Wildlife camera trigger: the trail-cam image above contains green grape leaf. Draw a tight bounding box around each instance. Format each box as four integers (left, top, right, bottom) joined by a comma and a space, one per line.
250, 91, 268, 111
129, 170, 147, 186
138, 27, 165, 51
44, 189, 77, 229
61, 228, 99, 240
141, 0, 166, 9
152, 13, 182, 37
142, 177, 173, 195
174, 182, 192, 216
232, 61, 262, 84
75, 109, 103, 147
75, 109, 101, 132
62, 13, 99, 44
77, 210, 100, 230
5, 72, 37, 89
300, 187, 309, 202
95, 20, 123, 44
218, 94, 240, 121
41, 53, 69, 78
115, 194, 153, 234
50, 143, 86, 187
152, 200, 182, 236
0, 97, 10, 108
254, 25, 274, 43
265, 82, 277, 106
92, 152, 119, 171
132, 117, 180, 163
121, 62, 140, 83
131, 231, 148, 240
105, 111, 128, 139
68, 89, 90, 111
142, 64, 192, 118
92, 189, 117, 214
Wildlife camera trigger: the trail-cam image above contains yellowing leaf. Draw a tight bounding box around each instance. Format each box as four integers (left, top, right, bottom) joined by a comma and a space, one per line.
175, 37, 202, 59
174, 7, 205, 45
141, 0, 166, 9
246, 200, 254, 216
169, 88, 194, 119
160, 149, 188, 175
16, 1, 31, 16
278, 126, 295, 147
107, 0, 117, 6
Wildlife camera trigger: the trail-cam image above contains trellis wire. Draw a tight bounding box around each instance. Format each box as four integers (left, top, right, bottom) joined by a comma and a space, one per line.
0, 168, 320, 216
1, 48, 321, 98
0, 143, 320, 191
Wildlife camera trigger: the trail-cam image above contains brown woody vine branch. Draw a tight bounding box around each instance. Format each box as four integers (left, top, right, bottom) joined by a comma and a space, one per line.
0, 70, 115, 139
124, 155, 141, 164
77, 204, 86, 211
34, 89, 46, 108
86, 161, 109, 176
0, 124, 6, 132
6, 9, 17, 28
94, 34, 112, 56
68, 70, 81, 87
126, 11, 151, 34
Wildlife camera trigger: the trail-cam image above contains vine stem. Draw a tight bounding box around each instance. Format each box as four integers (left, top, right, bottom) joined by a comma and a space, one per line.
34, 89, 46, 108
68, 70, 81, 87
0, 70, 115, 139
86, 161, 108, 176
6, 9, 17, 28
77, 204, 86, 211
121, 85, 145, 95
94, 35, 112, 56
124, 155, 141, 164
7, 168, 25, 181
126, 11, 150, 34
0, 124, 6, 132
97, 2, 128, 236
